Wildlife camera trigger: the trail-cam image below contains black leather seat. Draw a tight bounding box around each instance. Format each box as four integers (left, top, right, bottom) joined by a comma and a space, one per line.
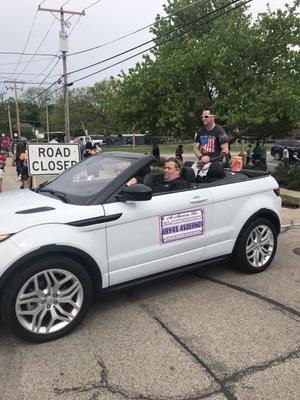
181, 166, 195, 182
143, 172, 164, 188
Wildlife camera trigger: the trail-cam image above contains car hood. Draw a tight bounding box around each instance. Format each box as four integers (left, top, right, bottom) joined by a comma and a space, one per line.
0, 189, 101, 234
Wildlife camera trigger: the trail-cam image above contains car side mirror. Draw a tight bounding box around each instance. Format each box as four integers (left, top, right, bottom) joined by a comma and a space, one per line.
118, 184, 152, 202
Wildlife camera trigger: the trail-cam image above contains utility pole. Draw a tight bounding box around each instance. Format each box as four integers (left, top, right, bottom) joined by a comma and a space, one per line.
45, 102, 50, 142
4, 80, 23, 138
7, 105, 13, 138
38, 6, 85, 143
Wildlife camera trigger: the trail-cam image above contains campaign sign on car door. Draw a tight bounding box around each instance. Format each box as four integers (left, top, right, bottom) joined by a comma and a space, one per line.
160, 209, 205, 244
28, 143, 80, 175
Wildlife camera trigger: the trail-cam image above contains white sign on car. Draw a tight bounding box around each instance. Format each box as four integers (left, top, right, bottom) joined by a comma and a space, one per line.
28, 143, 80, 175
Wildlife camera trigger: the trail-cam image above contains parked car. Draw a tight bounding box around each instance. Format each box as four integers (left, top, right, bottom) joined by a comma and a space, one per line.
71, 135, 103, 148
270, 140, 300, 160
0, 152, 281, 342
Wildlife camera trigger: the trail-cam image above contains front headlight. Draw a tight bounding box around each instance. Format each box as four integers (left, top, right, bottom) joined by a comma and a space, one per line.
0, 234, 13, 242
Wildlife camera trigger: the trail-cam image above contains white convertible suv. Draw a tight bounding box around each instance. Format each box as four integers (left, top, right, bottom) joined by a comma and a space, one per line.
0, 152, 281, 342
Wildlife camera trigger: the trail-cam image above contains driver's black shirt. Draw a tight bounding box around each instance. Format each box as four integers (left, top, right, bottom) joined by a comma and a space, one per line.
152, 178, 190, 193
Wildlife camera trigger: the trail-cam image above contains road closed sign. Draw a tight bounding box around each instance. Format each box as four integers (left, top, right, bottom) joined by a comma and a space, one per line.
28, 143, 80, 176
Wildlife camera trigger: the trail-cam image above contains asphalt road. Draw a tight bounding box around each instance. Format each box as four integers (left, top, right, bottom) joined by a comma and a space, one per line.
0, 225, 299, 400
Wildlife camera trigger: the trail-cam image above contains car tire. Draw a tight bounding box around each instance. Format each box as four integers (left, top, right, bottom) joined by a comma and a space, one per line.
233, 218, 277, 273
1, 256, 93, 343
273, 152, 281, 160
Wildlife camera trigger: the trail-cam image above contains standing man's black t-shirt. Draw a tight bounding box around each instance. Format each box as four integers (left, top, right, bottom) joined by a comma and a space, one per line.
194, 125, 228, 158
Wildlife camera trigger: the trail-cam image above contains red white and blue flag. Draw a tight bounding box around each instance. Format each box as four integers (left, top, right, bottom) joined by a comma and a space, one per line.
200, 135, 216, 153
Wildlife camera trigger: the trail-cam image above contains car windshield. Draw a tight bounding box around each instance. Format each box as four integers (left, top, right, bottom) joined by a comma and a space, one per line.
41, 154, 134, 198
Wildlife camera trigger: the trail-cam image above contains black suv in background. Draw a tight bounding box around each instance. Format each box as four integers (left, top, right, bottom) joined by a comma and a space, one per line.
270, 140, 300, 160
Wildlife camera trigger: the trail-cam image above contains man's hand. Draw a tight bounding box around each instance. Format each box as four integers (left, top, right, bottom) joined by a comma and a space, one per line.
197, 155, 210, 167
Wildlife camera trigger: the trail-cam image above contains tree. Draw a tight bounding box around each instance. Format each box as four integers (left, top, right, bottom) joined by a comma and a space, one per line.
113, 0, 299, 139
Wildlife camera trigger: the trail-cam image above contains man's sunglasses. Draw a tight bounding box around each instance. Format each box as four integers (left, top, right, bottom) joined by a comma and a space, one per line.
201, 115, 214, 119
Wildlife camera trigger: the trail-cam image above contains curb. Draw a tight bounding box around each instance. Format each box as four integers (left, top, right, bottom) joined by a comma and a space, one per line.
282, 202, 299, 209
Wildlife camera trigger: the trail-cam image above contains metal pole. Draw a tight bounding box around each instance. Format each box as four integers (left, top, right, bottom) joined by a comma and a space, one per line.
13, 81, 21, 137
60, 9, 70, 143
7, 105, 13, 138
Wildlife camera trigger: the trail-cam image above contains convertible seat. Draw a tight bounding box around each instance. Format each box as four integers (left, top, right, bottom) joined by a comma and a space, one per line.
143, 167, 194, 187
195, 162, 226, 183
181, 166, 195, 182
143, 172, 164, 188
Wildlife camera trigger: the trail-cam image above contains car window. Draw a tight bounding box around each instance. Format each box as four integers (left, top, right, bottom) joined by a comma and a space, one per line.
43, 155, 134, 198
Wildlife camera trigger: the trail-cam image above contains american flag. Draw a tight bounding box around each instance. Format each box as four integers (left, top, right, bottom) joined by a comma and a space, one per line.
200, 135, 216, 153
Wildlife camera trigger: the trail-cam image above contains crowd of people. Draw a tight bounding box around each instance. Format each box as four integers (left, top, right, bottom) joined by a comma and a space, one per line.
0, 108, 298, 194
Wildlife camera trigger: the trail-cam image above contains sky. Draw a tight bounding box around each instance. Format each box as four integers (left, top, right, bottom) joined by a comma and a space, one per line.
0, 0, 295, 99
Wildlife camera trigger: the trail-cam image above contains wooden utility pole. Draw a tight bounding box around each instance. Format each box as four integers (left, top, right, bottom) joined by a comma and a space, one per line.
38, 6, 85, 143
4, 80, 23, 137
7, 105, 13, 138
45, 102, 50, 141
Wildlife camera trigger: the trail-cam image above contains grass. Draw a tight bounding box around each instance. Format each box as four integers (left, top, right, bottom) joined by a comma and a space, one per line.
100, 142, 273, 155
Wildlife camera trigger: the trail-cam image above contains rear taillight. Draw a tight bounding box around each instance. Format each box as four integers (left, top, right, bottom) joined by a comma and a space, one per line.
274, 188, 280, 196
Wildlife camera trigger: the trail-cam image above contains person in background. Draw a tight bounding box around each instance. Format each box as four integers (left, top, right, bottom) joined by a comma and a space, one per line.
151, 143, 160, 161
14, 143, 25, 184
78, 138, 85, 159
175, 144, 184, 163
84, 141, 96, 158
49, 132, 65, 143
194, 107, 229, 166
282, 146, 289, 162
19, 145, 30, 189
246, 144, 252, 165
261, 143, 267, 168
0, 149, 6, 192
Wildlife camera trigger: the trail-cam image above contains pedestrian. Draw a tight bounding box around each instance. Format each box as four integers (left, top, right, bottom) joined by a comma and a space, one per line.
246, 144, 252, 165
0, 149, 6, 193
83, 141, 96, 158
151, 143, 160, 161
49, 132, 65, 143
282, 146, 289, 162
261, 143, 267, 168
194, 107, 229, 166
175, 144, 184, 162
14, 143, 25, 183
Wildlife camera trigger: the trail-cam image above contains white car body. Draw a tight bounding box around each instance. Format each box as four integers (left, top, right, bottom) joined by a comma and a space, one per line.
0, 152, 281, 342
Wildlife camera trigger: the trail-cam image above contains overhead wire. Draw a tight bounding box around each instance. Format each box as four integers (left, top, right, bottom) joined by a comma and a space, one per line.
34, 0, 252, 99
69, 0, 252, 86
6, 7, 39, 80
68, 0, 206, 57
14, 17, 57, 80
67, 0, 250, 78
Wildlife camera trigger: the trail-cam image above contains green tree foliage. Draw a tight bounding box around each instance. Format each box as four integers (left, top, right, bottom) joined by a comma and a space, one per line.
113, 0, 299, 139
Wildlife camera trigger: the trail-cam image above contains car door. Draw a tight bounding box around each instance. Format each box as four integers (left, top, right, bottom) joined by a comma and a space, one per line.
103, 187, 214, 286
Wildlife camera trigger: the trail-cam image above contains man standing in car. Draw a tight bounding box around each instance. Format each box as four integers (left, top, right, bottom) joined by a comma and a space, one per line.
194, 107, 229, 165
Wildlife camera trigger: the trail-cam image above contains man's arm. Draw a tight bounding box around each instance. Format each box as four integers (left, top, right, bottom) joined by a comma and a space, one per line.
220, 143, 229, 155
193, 141, 202, 159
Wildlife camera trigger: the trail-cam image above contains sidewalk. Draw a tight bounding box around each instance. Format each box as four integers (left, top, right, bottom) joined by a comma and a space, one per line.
1, 156, 299, 225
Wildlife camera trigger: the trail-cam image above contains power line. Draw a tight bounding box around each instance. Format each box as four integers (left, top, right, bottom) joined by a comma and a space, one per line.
30, 56, 61, 89
0, 51, 59, 57
69, 0, 252, 86
27, 53, 60, 83
83, 0, 103, 12
14, 17, 57, 80
34, 0, 251, 100
0, 57, 56, 66
67, 0, 248, 78
6, 8, 39, 80
68, 0, 205, 57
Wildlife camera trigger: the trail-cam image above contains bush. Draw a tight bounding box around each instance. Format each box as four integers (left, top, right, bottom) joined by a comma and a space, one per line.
273, 161, 300, 190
